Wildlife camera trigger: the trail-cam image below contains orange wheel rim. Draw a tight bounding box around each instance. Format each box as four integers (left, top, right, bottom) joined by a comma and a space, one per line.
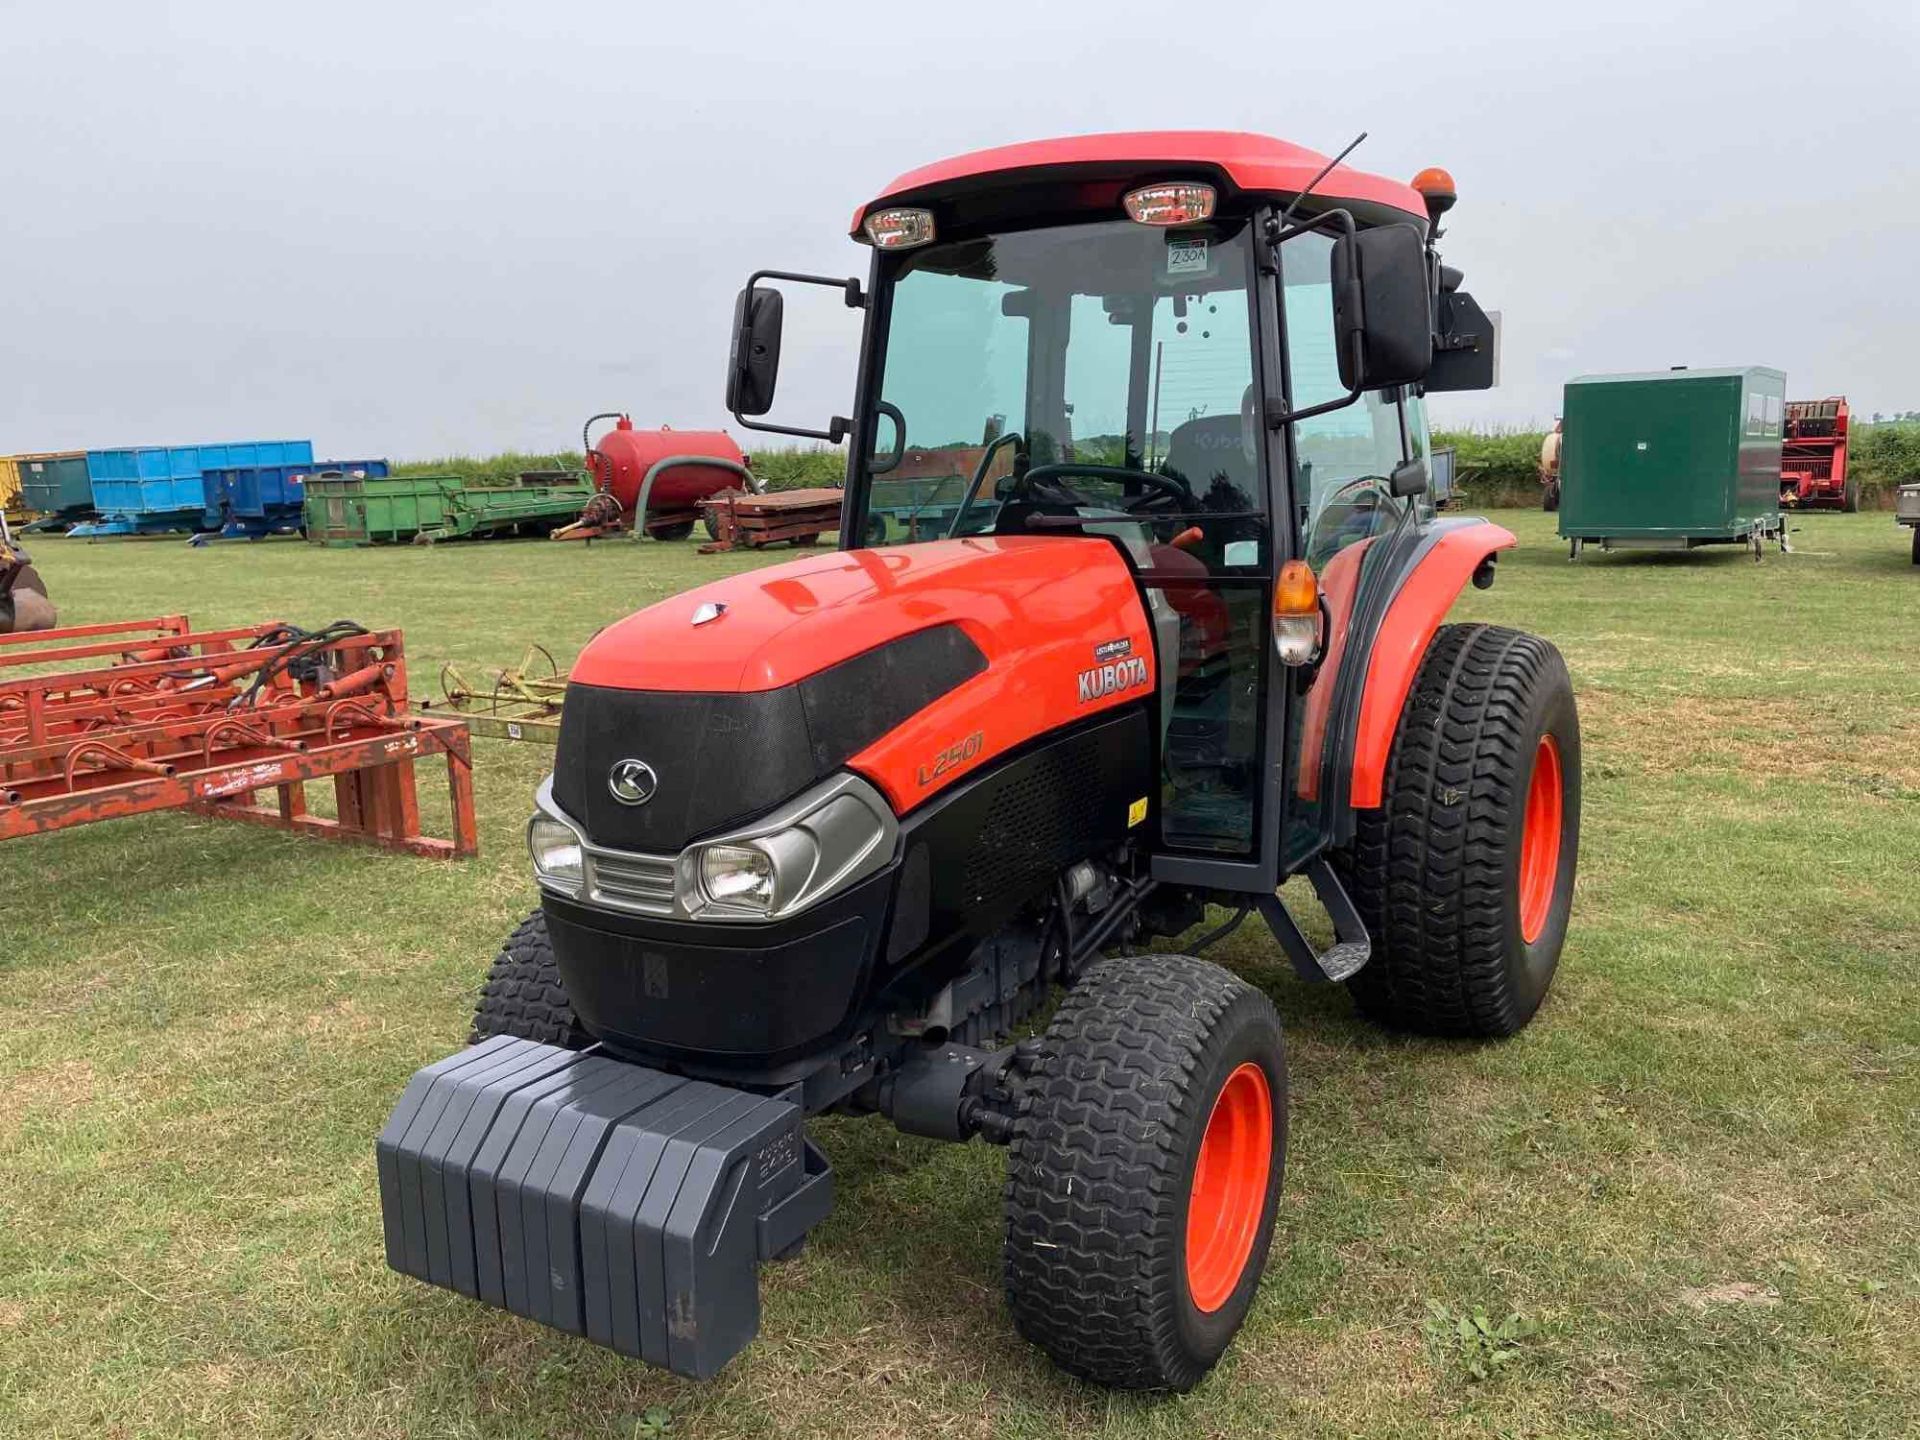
1518, 734, 1564, 945
1185, 1061, 1273, 1313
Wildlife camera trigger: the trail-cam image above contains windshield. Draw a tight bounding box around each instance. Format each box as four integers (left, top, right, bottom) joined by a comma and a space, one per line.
858, 217, 1266, 569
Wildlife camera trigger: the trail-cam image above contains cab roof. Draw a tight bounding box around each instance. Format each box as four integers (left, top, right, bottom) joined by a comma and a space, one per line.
852, 130, 1428, 238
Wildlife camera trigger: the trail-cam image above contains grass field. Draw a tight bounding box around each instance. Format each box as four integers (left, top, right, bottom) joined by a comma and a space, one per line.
3, 511, 1917, 1439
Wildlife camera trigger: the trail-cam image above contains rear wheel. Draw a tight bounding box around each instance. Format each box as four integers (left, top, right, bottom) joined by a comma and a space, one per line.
1541, 479, 1560, 512
1842, 479, 1859, 513
1912, 527, 1920, 565
1335, 623, 1580, 1038
470, 911, 589, 1048
1003, 954, 1287, 1391
650, 520, 696, 542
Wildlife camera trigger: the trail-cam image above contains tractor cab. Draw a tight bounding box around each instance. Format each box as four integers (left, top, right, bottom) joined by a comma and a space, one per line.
727, 132, 1499, 890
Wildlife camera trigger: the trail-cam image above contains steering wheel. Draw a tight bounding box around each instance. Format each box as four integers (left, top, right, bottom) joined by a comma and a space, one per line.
1015, 463, 1196, 514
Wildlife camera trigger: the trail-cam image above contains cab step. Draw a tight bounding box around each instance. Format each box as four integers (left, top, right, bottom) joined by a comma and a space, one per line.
376, 1036, 832, 1378
1258, 857, 1373, 983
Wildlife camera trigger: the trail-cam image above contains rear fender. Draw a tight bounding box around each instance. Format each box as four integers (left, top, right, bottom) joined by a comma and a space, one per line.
1348, 521, 1516, 808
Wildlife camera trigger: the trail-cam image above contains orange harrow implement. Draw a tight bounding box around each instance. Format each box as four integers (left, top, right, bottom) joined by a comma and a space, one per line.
0, 615, 476, 857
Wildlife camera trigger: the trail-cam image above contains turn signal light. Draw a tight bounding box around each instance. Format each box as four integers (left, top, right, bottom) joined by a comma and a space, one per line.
1273, 559, 1323, 668
1123, 182, 1215, 226
1275, 560, 1318, 615
863, 207, 936, 249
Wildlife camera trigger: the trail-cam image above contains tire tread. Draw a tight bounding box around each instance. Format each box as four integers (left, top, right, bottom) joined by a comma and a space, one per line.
469, 911, 588, 1048
1337, 623, 1569, 1037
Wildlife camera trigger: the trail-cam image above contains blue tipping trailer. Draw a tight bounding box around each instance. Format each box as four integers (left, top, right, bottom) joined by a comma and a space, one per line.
74, 440, 315, 536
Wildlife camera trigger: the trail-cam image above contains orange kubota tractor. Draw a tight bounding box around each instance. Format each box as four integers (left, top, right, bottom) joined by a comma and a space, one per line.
378, 132, 1578, 1390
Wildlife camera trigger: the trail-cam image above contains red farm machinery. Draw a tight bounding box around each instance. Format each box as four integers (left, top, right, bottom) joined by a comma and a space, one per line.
1, 616, 475, 855
377, 131, 1575, 1391
557, 414, 759, 541
1780, 396, 1854, 510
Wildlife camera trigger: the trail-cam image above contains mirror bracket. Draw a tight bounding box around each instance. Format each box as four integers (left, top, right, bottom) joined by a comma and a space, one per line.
1265, 206, 1368, 427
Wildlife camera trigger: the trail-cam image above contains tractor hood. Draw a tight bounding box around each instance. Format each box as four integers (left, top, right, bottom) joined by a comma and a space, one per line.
573, 537, 1128, 693
553, 537, 1155, 849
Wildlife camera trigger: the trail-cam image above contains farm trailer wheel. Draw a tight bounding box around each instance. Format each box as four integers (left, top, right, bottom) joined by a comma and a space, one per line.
650, 520, 698, 542
1335, 623, 1580, 1038
1003, 953, 1287, 1391
470, 911, 589, 1048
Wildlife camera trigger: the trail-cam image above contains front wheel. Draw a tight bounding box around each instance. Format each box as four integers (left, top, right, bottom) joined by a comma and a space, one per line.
1003, 954, 1288, 1391
649, 520, 696, 542
470, 911, 589, 1048
1335, 623, 1581, 1038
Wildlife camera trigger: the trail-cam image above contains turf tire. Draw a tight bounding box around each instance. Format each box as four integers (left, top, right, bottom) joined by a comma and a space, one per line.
1003, 953, 1288, 1391
470, 910, 589, 1048
1335, 623, 1580, 1038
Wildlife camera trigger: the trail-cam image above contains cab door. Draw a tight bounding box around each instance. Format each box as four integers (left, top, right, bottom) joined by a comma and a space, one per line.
1270, 227, 1430, 872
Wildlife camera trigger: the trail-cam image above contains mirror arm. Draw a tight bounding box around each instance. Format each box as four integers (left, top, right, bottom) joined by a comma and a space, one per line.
1265, 330, 1368, 427
747, 268, 867, 309
730, 411, 852, 444
1262, 206, 1367, 427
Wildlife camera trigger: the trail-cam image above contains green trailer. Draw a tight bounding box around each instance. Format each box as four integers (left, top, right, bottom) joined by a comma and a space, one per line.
303, 471, 593, 547
1559, 367, 1789, 560
15, 451, 94, 524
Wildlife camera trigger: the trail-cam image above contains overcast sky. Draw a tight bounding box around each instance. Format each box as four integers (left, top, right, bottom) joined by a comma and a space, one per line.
3, 1, 1916, 461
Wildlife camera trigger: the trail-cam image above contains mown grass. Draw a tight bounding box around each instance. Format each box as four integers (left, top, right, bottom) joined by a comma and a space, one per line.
3, 511, 1916, 1439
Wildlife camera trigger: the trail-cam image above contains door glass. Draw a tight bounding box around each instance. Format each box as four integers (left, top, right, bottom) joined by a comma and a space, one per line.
1279, 229, 1414, 867
1154, 583, 1267, 854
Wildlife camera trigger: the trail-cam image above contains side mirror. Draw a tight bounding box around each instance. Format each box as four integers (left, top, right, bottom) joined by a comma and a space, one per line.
1330, 224, 1433, 391
1389, 456, 1429, 498
726, 285, 784, 417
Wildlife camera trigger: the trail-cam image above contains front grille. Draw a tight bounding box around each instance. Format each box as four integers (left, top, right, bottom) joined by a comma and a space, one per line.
587, 848, 677, 914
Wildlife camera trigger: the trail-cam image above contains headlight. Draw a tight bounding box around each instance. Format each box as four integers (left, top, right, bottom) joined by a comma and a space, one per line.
689, 826, 820, 918
681, 781, 891, 921
528, 813, 584, 892
699, 844, 777, 910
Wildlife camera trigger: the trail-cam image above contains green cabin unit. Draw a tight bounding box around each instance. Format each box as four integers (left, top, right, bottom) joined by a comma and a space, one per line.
1559, 367, 1788, 558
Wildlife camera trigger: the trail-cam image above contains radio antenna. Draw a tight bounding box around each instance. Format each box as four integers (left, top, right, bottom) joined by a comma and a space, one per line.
1277, 131, 1368, 229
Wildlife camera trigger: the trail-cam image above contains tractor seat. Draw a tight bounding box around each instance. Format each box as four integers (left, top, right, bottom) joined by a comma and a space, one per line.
1161, 414, 1255, 510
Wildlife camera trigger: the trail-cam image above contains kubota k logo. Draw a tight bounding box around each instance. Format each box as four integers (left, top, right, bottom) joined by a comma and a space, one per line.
607, 759, 659, 806
1076, 657, 1150, 703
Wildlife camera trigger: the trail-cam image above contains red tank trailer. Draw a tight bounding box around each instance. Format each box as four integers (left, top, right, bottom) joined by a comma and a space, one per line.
1780, 397, 1854, 511
559, 414, 753, 540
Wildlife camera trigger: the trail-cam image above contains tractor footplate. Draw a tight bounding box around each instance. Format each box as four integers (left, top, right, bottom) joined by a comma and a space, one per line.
376, 1035, 832, 1378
